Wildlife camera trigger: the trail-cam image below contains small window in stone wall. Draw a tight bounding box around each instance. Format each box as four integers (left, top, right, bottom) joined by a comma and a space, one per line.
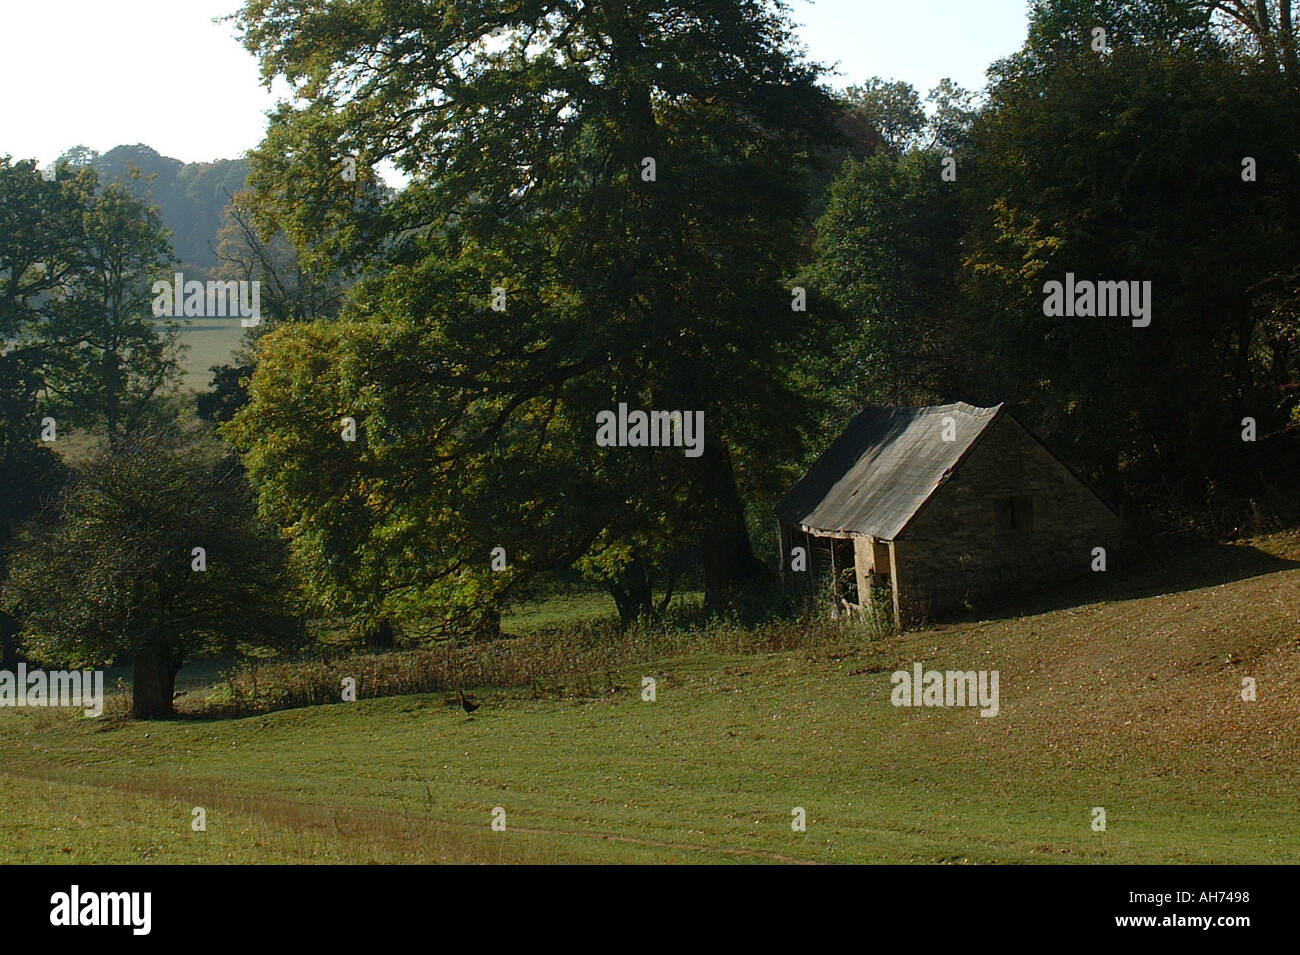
994, 495, 1035, 533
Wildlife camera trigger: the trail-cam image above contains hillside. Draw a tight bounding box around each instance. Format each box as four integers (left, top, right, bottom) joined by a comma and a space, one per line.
2, 534, 1298, 864
79, 144, 250, 272
42, 144, 253, 390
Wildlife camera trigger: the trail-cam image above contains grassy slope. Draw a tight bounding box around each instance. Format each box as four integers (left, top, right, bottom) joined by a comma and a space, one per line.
3, 536, 1298, 864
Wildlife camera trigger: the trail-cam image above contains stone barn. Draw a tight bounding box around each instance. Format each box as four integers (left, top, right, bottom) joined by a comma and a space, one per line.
776, 402, 1121, 627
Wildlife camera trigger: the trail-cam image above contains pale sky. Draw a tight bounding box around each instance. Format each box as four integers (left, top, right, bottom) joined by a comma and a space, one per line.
0, 0, 1031, 169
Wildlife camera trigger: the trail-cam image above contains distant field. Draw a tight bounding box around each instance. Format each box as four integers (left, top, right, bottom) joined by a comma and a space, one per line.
500, 589, 703, 632
3, 534, 1299, 864
501, 591, 619, 631
38, 322, 244, 465
174, 320, 245, 391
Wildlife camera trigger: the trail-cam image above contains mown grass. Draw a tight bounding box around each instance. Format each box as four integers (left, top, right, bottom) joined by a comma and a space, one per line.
3, 534, 1299, 864
0, 769, 683, 864
175, 321, 244, 391
501, 590, 620, 631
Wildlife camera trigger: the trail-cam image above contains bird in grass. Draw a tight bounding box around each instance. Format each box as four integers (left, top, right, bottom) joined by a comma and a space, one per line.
458, 689, 480, 715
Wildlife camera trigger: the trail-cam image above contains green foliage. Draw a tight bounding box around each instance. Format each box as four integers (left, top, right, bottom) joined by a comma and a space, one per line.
842, 78, 927, 154
229, 0, 842, 629
962, 14, 1300, 505
0, 157, 186, 441
995, 0, 1216, 83
806, 148, 963, 414
225, 315, 552, 637
195, 360, 252, 423
37, 168, 184, 439
0, 158, 79, 581
0, 158, 85, 341
2, 427, 299, 714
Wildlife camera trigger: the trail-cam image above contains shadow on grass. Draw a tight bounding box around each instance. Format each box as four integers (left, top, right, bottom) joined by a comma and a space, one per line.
949, 541, 1300, 627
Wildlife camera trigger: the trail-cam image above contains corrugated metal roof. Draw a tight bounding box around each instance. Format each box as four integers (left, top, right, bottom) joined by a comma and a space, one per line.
776, 402, 1003, 540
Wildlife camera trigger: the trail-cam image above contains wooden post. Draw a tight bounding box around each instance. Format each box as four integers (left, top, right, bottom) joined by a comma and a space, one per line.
853, 535, 871, 610
776, 522, 788, 587
829, 537, 839, 604
804, 529, 814, 593
888, 540, 902, 631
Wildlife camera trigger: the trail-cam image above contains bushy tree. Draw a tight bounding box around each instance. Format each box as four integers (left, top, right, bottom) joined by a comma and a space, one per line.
961, 3, 1300, 505
806, 147, 964, 414
842, 78, 927, 154
39, 168, 184, 441
3, 428, 300, 718
229, 0, 841, 629
0, 157, 81, 663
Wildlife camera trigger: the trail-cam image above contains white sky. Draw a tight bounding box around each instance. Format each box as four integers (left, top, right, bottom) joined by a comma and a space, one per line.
0, 0, 1031, 168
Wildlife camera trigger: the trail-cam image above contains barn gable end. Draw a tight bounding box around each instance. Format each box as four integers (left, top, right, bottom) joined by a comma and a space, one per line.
891, 412, 1121, 622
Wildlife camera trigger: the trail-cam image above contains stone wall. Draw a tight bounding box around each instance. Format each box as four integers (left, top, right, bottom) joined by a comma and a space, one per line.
893, 414, 1121, 623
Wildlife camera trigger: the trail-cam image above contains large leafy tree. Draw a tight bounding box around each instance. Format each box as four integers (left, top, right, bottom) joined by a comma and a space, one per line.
806, 146, 964, 414
39, 168, 183, 442
229, 0, 840, 630
3, 428, 299, 718
0, 158, 81, 459
841, 79, 926, 155
801, 77, 974, 459
960, 0, 1300, 507
0, 158, 79, 664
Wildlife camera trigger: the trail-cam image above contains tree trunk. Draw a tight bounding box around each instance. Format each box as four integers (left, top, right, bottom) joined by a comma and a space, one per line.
608, 558, 654, 628
1280, 0, 1299, 81
104, 348, 121, 444
1255, 0, 1279, 71
0, 610, 19, 671
366, 616, 396, 650
694, 441, 766, 612
132, 643, 179, 719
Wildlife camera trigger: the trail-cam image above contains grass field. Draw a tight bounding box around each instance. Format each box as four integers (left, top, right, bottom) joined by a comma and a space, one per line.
499, 589, 703, 631
175, 321, 245, 391
500, 590, 620, 631
3, 534, 1298, 864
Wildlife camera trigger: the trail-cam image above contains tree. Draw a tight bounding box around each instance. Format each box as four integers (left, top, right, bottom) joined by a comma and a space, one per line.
0, 157, 82, 448
961, 0, 1300, 510
1004, 0, 1214, 80
230, 0, 841, 626
806, 148, 964, 414
842, 78, 926, 154
198, 190, 348, 424
1202, 0, 1300, 82
39, 168, 183, 442
2, 428, 299, 718
0, 157, 80, 663
925, 78, 981, 154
